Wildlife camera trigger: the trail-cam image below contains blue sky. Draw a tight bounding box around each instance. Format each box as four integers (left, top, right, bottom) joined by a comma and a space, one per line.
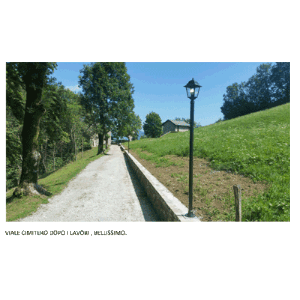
52, 62, 272, 127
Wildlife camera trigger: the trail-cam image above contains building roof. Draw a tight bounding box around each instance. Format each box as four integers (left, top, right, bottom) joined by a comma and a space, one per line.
162, 119, 190, 127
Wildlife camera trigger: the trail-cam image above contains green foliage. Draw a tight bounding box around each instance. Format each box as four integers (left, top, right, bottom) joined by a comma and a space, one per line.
79, 62, 134, 153
6, 65, 25, 190
130, 103, 290, 221
6, 63, 26, 122
16, 62, 57, 88
143, 111, 163, 138
221, 63, 290, 120
119, 112, 142, 139
6, 64, 92, 190
6, 105, 22, 190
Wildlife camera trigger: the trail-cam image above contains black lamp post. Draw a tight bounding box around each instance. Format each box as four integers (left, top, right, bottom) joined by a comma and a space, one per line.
184, 78, 202, 217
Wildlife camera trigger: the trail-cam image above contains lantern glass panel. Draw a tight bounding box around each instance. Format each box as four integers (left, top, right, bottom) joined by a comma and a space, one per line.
194, 87, 200, 98
186, 87, 190, 98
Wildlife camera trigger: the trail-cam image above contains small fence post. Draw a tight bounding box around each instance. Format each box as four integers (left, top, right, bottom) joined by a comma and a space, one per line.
233, 185, 242, 222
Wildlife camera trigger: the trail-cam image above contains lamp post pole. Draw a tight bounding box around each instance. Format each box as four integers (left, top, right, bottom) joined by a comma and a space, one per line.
184, 78, 202, 218
188, 96, 195, 217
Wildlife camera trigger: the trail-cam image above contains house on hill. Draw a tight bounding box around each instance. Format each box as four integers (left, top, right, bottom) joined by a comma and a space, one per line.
162, 120, 190, 135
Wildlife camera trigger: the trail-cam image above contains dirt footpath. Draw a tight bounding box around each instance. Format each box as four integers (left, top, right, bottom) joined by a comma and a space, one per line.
18, 145, 159, 222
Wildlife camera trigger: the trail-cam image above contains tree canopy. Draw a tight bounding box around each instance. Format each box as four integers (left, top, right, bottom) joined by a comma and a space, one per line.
143, 112, 163, 138
79, 62, 134, 154
6, 63, 92, 194
221, 62, 290, 120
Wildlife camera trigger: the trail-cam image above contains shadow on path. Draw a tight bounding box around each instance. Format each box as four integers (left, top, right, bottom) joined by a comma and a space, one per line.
123, 154, 160, 221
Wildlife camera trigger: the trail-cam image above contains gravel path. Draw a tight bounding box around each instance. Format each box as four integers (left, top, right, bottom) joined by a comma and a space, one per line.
18, 145, 159, 222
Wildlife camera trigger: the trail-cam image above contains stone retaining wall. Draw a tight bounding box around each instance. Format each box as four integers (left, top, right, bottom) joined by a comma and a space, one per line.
120, 145, 200, 222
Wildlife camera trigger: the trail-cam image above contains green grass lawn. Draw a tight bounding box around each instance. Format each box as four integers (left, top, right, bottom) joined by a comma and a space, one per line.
130, 103, 290, 221
6, 147, 108, 221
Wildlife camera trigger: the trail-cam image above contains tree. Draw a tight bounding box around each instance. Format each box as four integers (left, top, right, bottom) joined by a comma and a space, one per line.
6, 63, 25, 123
111, 93, 135, 138
270, 62, 290, 105
6, 63, 26, 190
65, 90, 86, 161
221, 82, 244, 120
130, 114, 142, 140
119, 112, 142, 151
249, 63, 273, 110
79, 62, 134, 154
220, 62, 290, 121
143, 112, 162, 138
221, 80, 260, 120
38, 81, 71, 172
12, 62, 57, 197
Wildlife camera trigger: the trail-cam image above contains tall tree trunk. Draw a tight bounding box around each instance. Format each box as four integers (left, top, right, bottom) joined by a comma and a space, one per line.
74, 131, 77, 161
98, 133, 104, 154
14, 86, 45, 197
70, 128, 73, 158
42, 141, 48, 174
53, 143, 56, 171
98, 113, 105, 154
105, 135, 108, 150
103, 127, 109, 150
17, 158, 22, 185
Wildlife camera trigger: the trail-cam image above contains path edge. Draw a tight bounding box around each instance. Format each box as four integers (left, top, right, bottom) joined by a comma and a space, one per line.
120, 145, 200, 222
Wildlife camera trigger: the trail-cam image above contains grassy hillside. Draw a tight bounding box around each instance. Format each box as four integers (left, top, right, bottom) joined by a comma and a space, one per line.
130, 103, 290, 221
6, 147, 108, 221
